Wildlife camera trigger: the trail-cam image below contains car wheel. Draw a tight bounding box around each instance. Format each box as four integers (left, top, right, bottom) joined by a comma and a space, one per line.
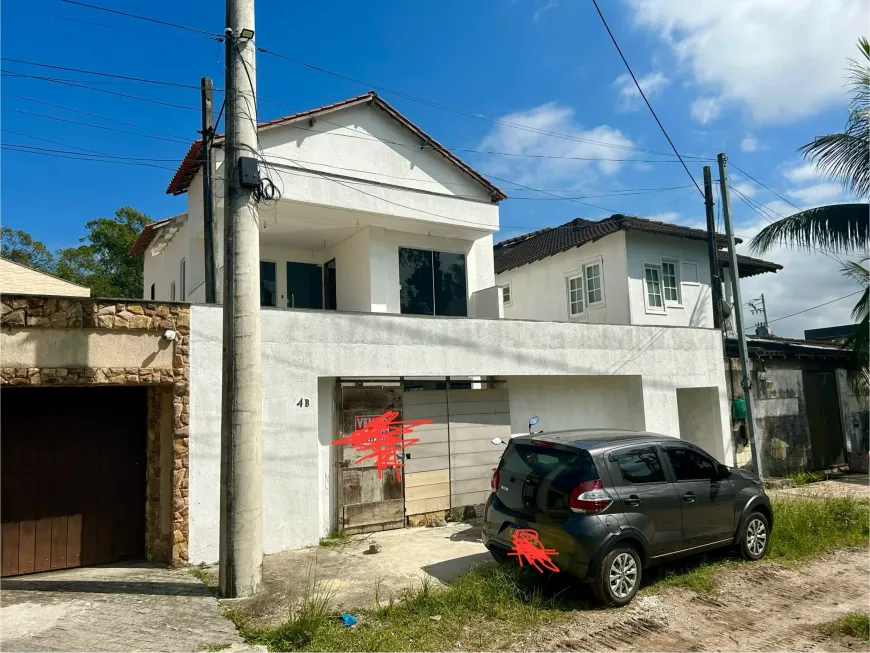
738, 512, 770, 561
592, 546, 642, 607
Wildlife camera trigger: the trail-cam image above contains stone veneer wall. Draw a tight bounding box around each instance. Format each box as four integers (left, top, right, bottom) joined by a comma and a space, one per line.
0, 295, 190, 565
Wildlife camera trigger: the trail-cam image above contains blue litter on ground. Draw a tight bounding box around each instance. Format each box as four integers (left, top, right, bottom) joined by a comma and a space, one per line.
340, 613, 358, 627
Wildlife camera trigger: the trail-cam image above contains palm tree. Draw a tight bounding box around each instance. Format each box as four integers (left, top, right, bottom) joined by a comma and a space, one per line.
750, 37, 869, 394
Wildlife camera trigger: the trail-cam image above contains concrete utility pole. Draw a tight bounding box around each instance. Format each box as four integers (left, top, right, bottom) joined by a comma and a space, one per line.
200, 76, 218, 304
703, 165, 724, 330
219, 0, 264, 598
718, 153, 763, 480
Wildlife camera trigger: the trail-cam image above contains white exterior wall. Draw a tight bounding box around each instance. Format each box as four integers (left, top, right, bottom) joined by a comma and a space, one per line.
188, 306, 730, 563
625, 232, 714, 328
143, 217, 193, 302
497, 232, 630, 324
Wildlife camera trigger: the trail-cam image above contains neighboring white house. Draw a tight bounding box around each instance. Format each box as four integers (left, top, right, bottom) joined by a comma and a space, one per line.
129, 92, 739, 564
494, 215, 781, 327
0, 258, 90, 297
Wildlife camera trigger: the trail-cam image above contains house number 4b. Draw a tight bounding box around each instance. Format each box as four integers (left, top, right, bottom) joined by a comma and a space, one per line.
296, 398, 311, 408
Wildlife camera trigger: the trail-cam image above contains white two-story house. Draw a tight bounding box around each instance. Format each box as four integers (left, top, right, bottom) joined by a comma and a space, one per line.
128, 92, 738, 564
494, 215, 781, 327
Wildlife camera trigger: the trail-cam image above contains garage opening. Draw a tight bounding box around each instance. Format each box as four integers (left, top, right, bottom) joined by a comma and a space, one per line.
1, 386, 147, 577
676, 387, 725, 462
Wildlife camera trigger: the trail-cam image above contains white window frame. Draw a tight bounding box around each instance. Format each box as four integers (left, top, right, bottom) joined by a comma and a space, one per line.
642, 262, 666, 314
681, 261, 699, 286
566, 271, 585, 319
661, 257, 682, 307
583, 257, 605, 308
179, 258, 186, 301
170, 281, 176, 302
499, 281, 513, 307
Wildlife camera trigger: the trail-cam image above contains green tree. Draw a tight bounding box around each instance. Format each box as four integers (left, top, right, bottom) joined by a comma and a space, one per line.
56, 206, 150, 298
750, 37, 869, 393
1, 227, 56, 272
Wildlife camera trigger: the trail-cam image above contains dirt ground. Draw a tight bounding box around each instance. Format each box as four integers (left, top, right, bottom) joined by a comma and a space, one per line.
516, 548, 870, 653
770, 474, 869, 500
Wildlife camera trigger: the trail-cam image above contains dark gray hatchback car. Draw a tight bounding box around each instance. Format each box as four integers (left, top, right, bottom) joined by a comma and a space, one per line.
483, 429, 773, 606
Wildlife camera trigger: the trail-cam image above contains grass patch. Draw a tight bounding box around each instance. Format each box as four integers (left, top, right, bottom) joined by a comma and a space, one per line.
189, 563, 219, 594
768, 495, 870, 561
822, 612, 870, 640
318, 530, 354, 549
199, 644, 231, 652
647, 558, 724, 593
785, 470, 826, 486
228, 563, 589, 652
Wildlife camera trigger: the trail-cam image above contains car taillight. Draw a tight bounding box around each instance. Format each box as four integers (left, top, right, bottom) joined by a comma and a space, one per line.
491, 467, 499, 491
569, 479, 612, 514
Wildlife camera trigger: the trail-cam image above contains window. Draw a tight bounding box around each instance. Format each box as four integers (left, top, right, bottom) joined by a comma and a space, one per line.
150, 283, 155, 300
643, 264, 664, 312
170, 281, 176, 302
584, 261, 602, 305
500, 282, 512, 306
260, 261, 277, 307
613, 448, 666, 484
664, 446, 718, 481
567, 274, 584, 317
682, 262, 699, 285
399, 247, 467, 317
661, 259, 680, 304
179, 259, 186, 301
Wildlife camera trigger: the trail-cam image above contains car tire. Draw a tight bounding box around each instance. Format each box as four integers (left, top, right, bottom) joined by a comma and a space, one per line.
489, 547, 509, 564
738, 511, 770, 561
591, 545, 642, 607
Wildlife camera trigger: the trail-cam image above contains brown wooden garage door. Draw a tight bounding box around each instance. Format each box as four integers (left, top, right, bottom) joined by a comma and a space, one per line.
1, 386, 147, 577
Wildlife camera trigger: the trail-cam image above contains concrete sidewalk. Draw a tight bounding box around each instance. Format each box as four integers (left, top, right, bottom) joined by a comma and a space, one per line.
0, 561, 253, 652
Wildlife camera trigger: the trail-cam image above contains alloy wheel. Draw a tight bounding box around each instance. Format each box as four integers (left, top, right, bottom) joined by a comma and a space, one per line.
608, 552, 638, 599
746, 518, 767, 556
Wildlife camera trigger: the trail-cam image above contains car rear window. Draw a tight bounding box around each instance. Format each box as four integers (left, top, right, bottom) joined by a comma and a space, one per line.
502, 443, 582, 475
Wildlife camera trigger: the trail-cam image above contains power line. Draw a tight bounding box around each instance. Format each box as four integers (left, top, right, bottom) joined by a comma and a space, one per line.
589, 0, 704, 199
1, 58, 215, 90
1, 145, 178, 171
2, 128, 106, 155
3, 143, 182, 162
730, 162, 803, 212
28, 9, 215, 41
1, 70, 199, 111
766, 291, 862, 325
59, 0, 223, 38
1, 107, 193, 144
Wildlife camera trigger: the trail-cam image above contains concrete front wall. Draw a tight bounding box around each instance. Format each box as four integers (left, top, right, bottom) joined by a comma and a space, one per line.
625, 232, 714, 328
497, 232, 630, 324
188, 305, 730, 563
501, 375, 646, 435
0, 259, 90, 297
836, 369, 870, 453
2, 328, 174, 369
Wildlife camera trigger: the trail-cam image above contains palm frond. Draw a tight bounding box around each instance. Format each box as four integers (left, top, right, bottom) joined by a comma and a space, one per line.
799, 134, 870, 199
749, 203, 870, 254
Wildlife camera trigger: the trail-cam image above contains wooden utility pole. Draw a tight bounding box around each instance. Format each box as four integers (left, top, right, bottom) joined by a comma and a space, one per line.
703, 166, 724, 329
219, 0, 263, 598
718, 153, 763, 480
200, 76, 218, 304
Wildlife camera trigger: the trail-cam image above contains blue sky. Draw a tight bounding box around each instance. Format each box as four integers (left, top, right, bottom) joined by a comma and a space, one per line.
1, 0, 866, 335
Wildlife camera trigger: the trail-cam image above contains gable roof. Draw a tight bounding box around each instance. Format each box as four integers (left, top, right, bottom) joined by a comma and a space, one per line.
128, 216, 176, 256
165, 91, 506, 201
494, 215, 738, 274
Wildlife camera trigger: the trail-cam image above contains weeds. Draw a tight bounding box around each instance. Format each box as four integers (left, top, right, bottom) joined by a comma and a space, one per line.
318, 530, 353, 549
199, 644, 231, 652
768, 495, 870, 560
785, 470, 826, 486
821, 612, 870, 640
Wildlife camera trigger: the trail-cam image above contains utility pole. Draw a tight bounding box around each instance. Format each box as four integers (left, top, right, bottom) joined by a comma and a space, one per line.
219, 0, 263, 598
748, 294, 770, 335
718, 153, 763, 480
703, 165, 723, 329
200, 76, 218, 304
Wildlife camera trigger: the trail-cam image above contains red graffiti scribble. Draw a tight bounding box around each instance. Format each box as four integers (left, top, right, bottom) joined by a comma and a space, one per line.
508, 529, 560, 573
332, 410, 432, 481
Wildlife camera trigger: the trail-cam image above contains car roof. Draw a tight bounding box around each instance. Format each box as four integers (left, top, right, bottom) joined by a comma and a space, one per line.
514, 429, 674, 452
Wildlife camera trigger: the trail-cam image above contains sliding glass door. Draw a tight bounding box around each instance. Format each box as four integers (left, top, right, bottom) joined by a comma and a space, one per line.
399, 247, 467, 317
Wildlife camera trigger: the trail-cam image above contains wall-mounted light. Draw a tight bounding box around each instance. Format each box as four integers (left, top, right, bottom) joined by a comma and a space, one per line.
164, 329, 177, 341
238, 27, 255, 41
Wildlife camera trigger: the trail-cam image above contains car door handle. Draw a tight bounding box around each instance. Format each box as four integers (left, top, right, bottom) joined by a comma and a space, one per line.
624, 495, 642, 506
682, 492, 696, 503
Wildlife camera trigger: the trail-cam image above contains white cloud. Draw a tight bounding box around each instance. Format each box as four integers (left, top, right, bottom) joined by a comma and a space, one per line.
733, 182, 756, 198
533, 0, 557, 22
737, 216, 860, 337
476, 102, 637, 189
787, 182, 843, 204
613, 72, 670, 111
629, 0, 869, 123
690, 96, 721, 124
783, 162, 821, 184
740, 134, 763, 152
645, 211, 681, 223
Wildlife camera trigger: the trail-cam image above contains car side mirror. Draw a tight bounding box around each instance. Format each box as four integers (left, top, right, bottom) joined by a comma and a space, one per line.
717, 464, 731, 479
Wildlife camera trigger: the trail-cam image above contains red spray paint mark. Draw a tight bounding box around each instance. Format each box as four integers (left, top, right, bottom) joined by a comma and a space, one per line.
508, 529, 560, 573
332, 410, 432, 481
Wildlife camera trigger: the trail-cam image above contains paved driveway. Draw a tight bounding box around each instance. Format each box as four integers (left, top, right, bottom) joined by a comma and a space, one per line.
0, 561, 251, 652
